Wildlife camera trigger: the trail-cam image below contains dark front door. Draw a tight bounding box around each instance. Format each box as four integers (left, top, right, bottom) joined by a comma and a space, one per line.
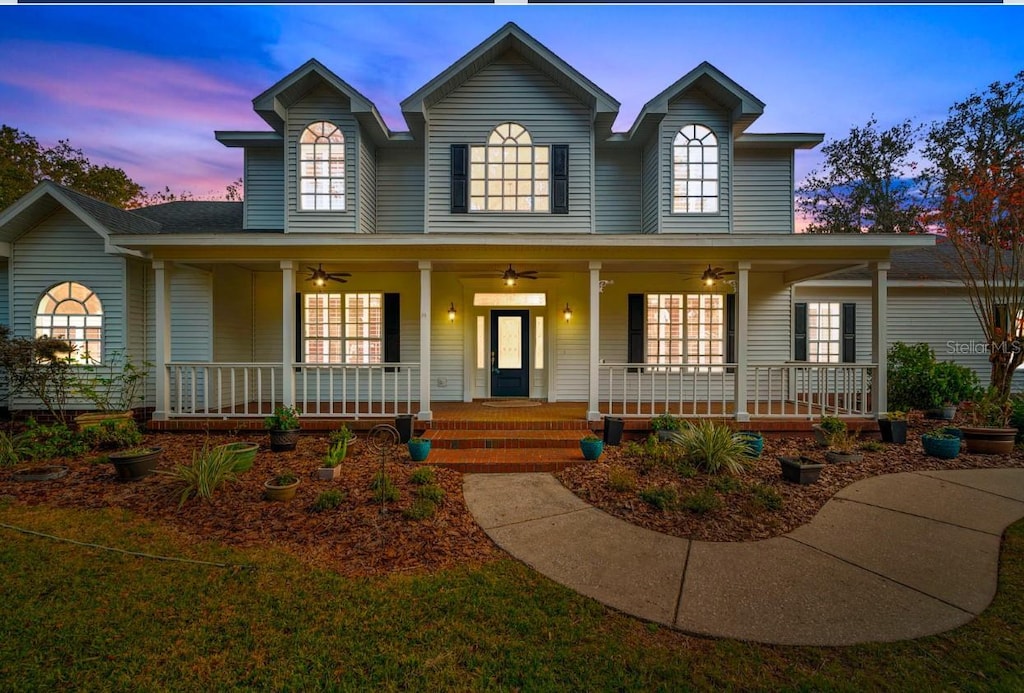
490, 309, 530, 397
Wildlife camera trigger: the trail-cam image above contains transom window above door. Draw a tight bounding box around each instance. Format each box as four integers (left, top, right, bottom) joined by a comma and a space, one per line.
470, 123, 550, 213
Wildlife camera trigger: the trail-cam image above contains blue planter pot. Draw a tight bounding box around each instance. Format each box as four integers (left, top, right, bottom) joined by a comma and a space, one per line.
407, 439, 431, 462
739, 431, 764, 458
921, 434, 961, 459
580, 438, 604, 460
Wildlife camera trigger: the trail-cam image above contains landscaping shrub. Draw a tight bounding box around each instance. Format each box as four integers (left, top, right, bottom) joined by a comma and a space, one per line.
750, 484, 784, 511
0, 431, 18, 466
679, 490, 722, 515
709, 475, 742, 494
888, 341, 979, 411
81, 418, 143, 451
371, 471, 400, 503
311, 489, 346, 513
624, 435, 691, 474
860, 440, 885, 453
416, 484, 445, 504
668, 420, 752, 475
0, 327, 76, 423
606, 465, 638, 492
160, 443, 238, 507
408, 466, 435, 485
639, 485, 678, 511
14, 419, 87, 460
403, 498, 437, 521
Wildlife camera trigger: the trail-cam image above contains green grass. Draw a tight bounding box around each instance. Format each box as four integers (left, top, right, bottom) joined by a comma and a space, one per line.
1, 502, 1024, 690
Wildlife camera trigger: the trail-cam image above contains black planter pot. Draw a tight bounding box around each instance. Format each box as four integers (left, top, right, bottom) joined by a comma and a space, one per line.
603, 417, 625, 446
109, 447, 163, 481
778, 456, 825, 485
395, 415, 414, 444
878, 419, 907, 444
268, 429, 300, 452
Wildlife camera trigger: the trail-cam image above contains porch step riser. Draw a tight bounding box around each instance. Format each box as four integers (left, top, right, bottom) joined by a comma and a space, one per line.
426, 420, 592, 431
427, 439, 581, 450
434, 461, 586, 473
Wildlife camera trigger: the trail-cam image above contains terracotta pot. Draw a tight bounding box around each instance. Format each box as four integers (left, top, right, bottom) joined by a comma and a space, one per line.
264, 478, 300, 501
960, 427, 1017, 455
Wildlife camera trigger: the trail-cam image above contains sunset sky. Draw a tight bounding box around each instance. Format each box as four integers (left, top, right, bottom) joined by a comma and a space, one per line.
1, 5, 1021, 199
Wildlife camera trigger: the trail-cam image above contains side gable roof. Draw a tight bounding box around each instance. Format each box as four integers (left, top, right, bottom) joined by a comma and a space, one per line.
400, 22, 621, 137
819, 239, 956, 282
132, 201, 243, 233
252, 58, 392, 145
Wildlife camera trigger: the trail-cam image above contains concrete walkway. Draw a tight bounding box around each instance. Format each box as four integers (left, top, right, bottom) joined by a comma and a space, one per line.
463, 469, 1024, 646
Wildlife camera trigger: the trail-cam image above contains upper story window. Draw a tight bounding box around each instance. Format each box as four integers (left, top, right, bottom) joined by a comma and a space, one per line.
672, 124, 719, 214
469, 123, 550, 213
299, 121, 345, 211
35, 281, 102, 363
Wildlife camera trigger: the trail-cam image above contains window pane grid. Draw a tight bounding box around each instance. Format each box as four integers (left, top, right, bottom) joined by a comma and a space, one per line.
808, 302, 841, 363
299, 121, 345, 211
35, 281, 102, 363
303, 293, 382, 364
470, 122, 549, 213
646, 293, 724, 369
672, 124, 719, 214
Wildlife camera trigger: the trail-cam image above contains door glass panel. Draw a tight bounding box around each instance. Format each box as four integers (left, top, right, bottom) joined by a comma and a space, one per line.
535, 317, 544, 370
497, 316, 522, 369
477, 316, 486, 369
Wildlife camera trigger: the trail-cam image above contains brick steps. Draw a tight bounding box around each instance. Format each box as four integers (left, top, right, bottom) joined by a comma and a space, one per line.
423, 429, 583, 450
427, 448, 587, 474
425, 419, 590, 431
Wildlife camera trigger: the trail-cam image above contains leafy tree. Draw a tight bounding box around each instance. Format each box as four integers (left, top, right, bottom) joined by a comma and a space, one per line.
0, 125, 144, 210
922, 71, 1024, 399
797, 116, 925, 234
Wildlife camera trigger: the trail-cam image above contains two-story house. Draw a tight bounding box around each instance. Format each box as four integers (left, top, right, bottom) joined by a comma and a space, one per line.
0, 23, 940, 424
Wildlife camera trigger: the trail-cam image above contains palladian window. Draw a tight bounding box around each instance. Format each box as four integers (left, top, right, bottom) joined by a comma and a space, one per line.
672, 124, 719, 214
299, 121, 345, 211
35, 281, 103, 363
470, 123, 550, 212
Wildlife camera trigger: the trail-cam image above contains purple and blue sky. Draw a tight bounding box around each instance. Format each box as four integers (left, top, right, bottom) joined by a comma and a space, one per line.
0, 5, 1021, 198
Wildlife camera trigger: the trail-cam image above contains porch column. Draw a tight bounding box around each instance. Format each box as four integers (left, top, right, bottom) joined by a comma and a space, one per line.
152, 260, 172, 421
281, 260, 296, 409
418, 261, 432, 421
734, 262, 751, 422
587, 261, 602, 422
871, 261, 890, 417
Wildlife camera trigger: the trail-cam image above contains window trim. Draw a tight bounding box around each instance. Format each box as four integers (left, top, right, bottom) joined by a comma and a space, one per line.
298, 120, 347, 213
670, 123, 721, 216
34, 281, 103, 364
806, 301, 842, 364
301, 291, 384, 365
645, 292, 726, 372
468, 122, 551, 214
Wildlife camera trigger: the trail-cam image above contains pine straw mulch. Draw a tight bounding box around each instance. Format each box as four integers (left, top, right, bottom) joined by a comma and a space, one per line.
556, 413, 1024, 543
0, 432, 499, 578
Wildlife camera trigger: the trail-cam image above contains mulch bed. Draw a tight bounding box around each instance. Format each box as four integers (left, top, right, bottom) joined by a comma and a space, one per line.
0, 432, 499, 578
556, 414, 1024, 543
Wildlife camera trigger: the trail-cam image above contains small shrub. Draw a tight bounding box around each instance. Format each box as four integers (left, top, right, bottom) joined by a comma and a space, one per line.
408, 466, 435, 485
403, 498, 437, 520
160, 444, 238, 507
640, 485, 678, 511
750, 483, 783, 511
371, 471, 400, 503
860, 440, 885, 453
416, 484, 445, 503
0, 431, 18, 466
825, 427, 859, 453
264, 405, 300, 431
311, 489, 346, 513
668, 420, 752, 475
272, 470, 299, 485
606, 465, 638, 492
679, 490, 722, 515
819, 416, 846, 436
14, 419, 87, 460
709, 475, 741, 494
81, 418, 143, 451
649, 413, 683, 432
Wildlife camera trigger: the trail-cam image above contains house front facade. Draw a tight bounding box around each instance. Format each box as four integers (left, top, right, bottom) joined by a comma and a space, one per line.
0, 23, 938, 423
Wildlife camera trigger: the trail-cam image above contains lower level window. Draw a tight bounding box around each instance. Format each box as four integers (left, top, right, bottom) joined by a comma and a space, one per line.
808, 302, 841, 363
35, 281, 103, 363
646, 293, 723, 370
304, 292, 382, 364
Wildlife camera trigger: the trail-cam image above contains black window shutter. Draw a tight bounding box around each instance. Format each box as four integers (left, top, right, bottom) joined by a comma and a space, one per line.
841, 303, 856, 363
628, 293, 644, 372
551, 144, 569, 214
384, 293, 401, 372
295, 293, 303, 363
794, 303, 808, 361
726, 294, 736, 365
450, 144, 468, 214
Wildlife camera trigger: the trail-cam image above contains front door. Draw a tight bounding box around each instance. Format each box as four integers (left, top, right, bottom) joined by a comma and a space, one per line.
490, 309, 530, 397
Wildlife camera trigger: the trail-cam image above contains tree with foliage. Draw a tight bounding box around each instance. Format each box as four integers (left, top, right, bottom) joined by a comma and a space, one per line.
923, 72, 1024, 399
0, 326, 76, 424
0, 125, 144, 210
797, 116, 925, 234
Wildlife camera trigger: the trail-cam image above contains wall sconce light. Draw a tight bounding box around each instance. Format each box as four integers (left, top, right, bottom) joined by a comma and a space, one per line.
448, 301, 457, 322
563, 303, 573, 322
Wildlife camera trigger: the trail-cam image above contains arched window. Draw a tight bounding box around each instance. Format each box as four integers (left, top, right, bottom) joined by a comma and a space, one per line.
672, 124, 719, 214
35, 282, 103, 363
299, 121, 345, 211
470, 122, 550, 212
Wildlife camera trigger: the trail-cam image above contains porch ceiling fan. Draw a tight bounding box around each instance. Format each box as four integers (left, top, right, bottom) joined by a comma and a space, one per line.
685, 264, 736, 287
305, 264, 351, 287
500, 264, 539, 287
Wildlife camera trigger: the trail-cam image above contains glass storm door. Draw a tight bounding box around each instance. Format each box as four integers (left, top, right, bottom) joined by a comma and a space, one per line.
490, 310, 530, 397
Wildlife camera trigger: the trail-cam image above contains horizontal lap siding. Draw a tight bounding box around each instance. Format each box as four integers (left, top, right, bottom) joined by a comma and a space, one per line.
733, 150, 793, 234
244, 147, 285, 230
252, 271, 284, 405
376, 148, 424, 233
358, 135, 376, 233
595, 149, 641, 234
748, 273, 792, 365
125, 259, 154, 408
640, 136, 659, 234
427, 53, 593, 233
285, 85, 358, 233
0, 260, 8, 326
554, 273, 589, 400
660, 92, 730, 234
171, 266, 212, 362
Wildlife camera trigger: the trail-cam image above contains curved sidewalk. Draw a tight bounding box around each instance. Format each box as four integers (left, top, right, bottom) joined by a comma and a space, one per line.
463, 469, 1024, 646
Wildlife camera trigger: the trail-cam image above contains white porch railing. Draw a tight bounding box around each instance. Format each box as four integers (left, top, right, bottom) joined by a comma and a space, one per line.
750, 363, 875, 418
600, 363, 737, 417
168, 363, 282, 417
295, 363, 418, 418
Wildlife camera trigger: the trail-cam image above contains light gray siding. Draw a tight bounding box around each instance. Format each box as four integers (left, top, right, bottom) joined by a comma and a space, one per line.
244, 147, 285, 230
733, 149, 794, 234
0, 260, 9, 326
660, 91, 731, 234
595, 148, 641, 234
284, 84, 358, 233
640, 135, 659, 234
212, 265, 254, 362
170, 265, 212, 362
376, 147, 425, 233
358, 134, 376, 233
426, 52, 593, 233
125, 259, 153, 407
748, 273, 793, 365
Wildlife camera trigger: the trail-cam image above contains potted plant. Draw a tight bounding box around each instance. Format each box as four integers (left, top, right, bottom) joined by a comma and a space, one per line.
264, 470, 300, 501
824, 428, 864, 465
960, 387, 1017, 455
317, 426, 354, 480
778, 455, 825, 485
212, 441, 260, 472
264, 405, 301, 452
72, 351, 149, 430
812, 415, 845, 447
108, 445, 163, 481
877, 411, 908, 444
580, 433, 604, 460
407, 436, 431, 462
921, 427, 961, 459
738, 430, 764, 458
650, 413, 683, 441
925, 360, 980, 420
